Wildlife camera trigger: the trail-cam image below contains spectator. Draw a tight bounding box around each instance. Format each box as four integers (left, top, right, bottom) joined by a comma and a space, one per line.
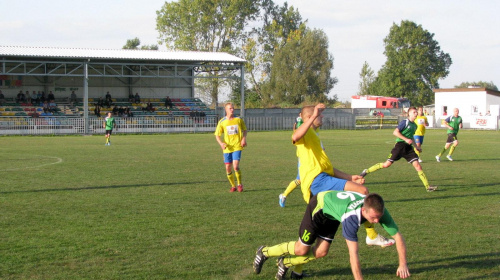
31, 110, 40, 118
128, 93, 135, 103
70, 91, 77, 104
0, 90, 5, 106
134, 93, 141, 103
25, 91, 32, 104
126, 107, 134, 117
112, 105, 119, 115
147, 102, 155, 112
105, 91, 112, 101
97, 97, 104, 107
141, 102, 148, 111
49, 100, 57, 113
118, 106, 125, 116
165, 96, 173, 109
16, 91, 25, 103
94, 104, 101, 117
40, 91, 46, 103
47, 91, 55, 102
32, 91, 39, 105
42, 101, 50, 113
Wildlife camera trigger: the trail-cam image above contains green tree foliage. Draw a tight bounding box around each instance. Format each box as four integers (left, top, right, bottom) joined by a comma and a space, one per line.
123, 37, 158, 50
156, 0, 259, 106
358, 61, 375, 96
239, 1, 304, 104
261, 28, 337, 106
455, 81, 498, 91
371, 20, 452, 106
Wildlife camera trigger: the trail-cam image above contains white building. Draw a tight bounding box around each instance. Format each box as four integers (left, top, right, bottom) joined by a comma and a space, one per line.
433, 87, 500, 129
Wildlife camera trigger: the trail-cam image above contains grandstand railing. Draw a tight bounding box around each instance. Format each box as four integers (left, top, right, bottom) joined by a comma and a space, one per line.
0, 115, 357, 135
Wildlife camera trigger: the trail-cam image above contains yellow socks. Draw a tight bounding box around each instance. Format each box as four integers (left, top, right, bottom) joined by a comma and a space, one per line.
226, 172, 236, 187
449, 145, 456, 156
283, 179, 300, 197
414, 148, 421, 158
437, 147, 446, 157
367, 163, 384, 174
263, 241, 295, 257
364, 222, 378, 240
283, 250, 315, 267
235, 170, 242, 185
418, 170, 430, 189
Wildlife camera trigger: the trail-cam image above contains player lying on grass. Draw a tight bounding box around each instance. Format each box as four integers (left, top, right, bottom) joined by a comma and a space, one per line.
254, 191, 411, 280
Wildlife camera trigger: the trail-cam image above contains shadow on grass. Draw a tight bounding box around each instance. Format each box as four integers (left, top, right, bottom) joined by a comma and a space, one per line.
313, 252, 500, 279
0, 181, 208, 194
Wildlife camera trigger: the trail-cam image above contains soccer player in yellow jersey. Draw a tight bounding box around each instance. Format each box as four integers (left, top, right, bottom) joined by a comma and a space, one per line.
279, 104, 394, 278
414, 106, 428, 162
214, 102, 247, 192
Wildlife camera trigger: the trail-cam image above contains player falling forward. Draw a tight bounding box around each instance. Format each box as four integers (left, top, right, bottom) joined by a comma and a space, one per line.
360, 107, 437, 192
254, 191, 411, 280
436, 108, 463, 162
103, 112, 116, 146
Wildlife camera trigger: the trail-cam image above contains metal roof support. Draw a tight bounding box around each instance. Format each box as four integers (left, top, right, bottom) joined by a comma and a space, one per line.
240, 64, 245, 118
83, 60, 89, 134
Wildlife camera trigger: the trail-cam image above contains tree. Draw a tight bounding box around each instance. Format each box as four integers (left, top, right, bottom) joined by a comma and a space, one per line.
156, 0, 260, 107
261, 28, 337, 106
358, 61, 375, 96
372, 20, 452, 106
123, 37, 158, 50
455, 81, 498, 91
239, 1, 304, 105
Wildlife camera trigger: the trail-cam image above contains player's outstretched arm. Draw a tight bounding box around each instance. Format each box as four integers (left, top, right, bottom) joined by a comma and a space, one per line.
392, 232, 411, 278
346, 239, 363, 280
292, 104, 325, 142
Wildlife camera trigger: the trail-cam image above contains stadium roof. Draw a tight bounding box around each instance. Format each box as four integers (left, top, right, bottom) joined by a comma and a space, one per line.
0, 46, 246, 63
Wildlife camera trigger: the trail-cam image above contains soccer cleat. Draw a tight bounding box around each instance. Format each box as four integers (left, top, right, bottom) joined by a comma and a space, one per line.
418, 159, 422, 163
230, 187, 237, 192
359, 169, 368, 177
435, 155, 441, 162
446, 155, 453, 161
276, 257, 289, 280
237, 185, 243, 192
253, 246, 268, 274
366, 234, 395, 248
279, 194, 287, 208
427, 185, 438, 192
290, 271, 309, 279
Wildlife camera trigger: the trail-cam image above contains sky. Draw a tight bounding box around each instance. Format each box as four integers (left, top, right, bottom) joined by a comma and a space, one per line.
1, 0, 499, 102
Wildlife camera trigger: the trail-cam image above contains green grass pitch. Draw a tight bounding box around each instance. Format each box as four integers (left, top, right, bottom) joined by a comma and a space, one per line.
0, 129, 499, 279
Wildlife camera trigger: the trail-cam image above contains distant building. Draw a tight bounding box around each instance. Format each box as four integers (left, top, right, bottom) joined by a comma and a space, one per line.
433, 88, 500, 129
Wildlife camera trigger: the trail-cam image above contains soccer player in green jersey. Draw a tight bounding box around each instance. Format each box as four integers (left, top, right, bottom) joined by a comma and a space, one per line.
436, 108, 463, 162
103, 112, 116, 146
214, 102, 247, 192
254, 191, 411, 280
360, 107, 437, 192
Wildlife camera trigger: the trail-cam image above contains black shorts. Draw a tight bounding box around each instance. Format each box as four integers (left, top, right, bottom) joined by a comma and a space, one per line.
446, 133, 458, 143
106, 130, 113, 135
298, 196, 340, 246
388, 141, 418, 163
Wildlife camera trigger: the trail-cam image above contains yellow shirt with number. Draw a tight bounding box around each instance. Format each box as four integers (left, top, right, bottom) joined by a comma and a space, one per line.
293, 127, 334, 203
415, 115, 428, 136
214, 116, 247, 153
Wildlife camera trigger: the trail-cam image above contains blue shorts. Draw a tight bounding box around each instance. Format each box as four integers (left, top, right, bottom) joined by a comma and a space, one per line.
310, 172, 347, 196
223, 150, 242, 163
296, 161, 301, 180
413, 135, 424, 145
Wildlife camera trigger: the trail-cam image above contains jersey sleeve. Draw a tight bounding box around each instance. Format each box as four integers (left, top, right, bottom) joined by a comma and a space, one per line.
341, 214, 361, 242
380, 208, 399, 236
239, 118, 247, 131
397, 120, 407, 132
214, 120, 224, 136
445, 116, 451, 123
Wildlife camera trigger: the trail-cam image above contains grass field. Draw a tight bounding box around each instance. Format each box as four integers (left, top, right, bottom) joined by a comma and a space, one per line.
1, 129, 499, 280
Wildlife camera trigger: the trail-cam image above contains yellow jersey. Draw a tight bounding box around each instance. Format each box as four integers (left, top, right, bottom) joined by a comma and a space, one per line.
415, 115, 428, 136
293, 127, 334, 203
214, 116, 247, 153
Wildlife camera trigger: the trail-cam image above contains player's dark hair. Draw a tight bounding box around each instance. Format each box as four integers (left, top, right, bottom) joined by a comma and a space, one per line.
364, 193, 384, 214
408, 106, 417, 112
